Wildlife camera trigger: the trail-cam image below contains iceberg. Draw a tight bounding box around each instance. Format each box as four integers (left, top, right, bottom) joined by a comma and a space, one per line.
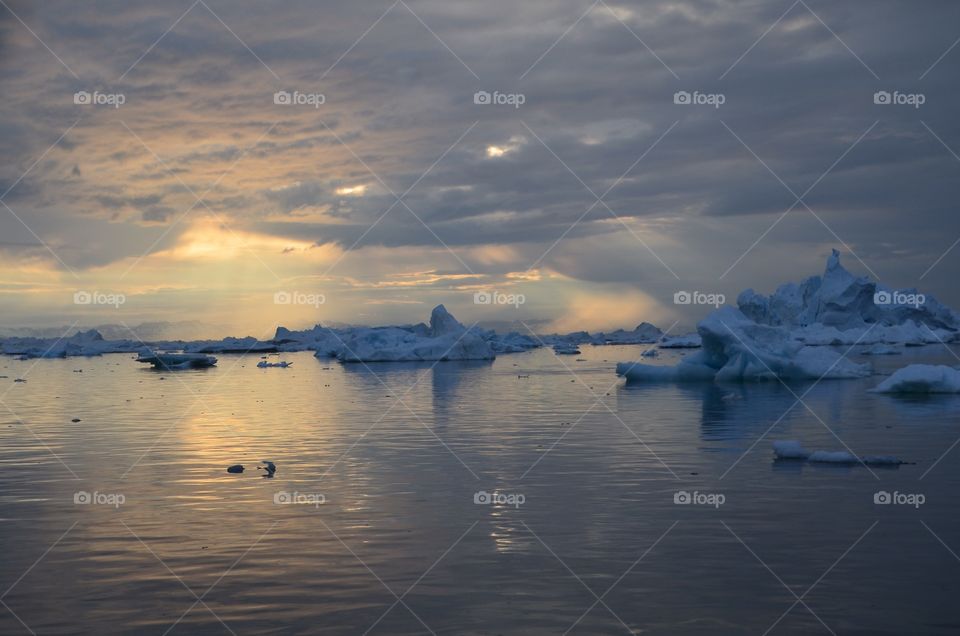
617, 307, 869, 383
553, 343, 581, 355
336, 305, 495, 363
617, 249, 959, 384
870, 364, 960, 394
136, 351, 218, 370
739, 249, 959, 336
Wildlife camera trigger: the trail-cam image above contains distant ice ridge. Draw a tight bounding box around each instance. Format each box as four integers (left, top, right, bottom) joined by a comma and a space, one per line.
1, 329, 142, 359
618, 250, 959, 384
870, 364, 960, 393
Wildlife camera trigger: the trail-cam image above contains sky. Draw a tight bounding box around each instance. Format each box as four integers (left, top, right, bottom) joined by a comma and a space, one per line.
1, 0, 959, 338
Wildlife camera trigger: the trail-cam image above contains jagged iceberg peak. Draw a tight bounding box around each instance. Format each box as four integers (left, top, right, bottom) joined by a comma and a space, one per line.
429, 304, 465, 337
738, 249, 959, 331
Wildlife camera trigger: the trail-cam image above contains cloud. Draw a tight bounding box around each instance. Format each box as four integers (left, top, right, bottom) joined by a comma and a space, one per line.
2, 0, 960, 330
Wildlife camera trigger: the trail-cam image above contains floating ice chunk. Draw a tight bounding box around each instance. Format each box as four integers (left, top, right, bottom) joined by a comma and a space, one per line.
870, 364, 960, 394
257, 360, 292, 368
772, 440, 810, 459
640, 348, 659, 358
553, 343, 581, 355
773, 441, 905, 465
616, 359, 717, 382
136, 351, 218, 369
808, 450, 859, 464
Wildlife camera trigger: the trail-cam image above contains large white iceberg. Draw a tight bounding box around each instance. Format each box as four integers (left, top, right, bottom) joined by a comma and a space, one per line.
335, 305, 495, 363
618, 249, 958, 384
870, 364, 960, 394
617, 306, 870, 382
739, 249, 959, 339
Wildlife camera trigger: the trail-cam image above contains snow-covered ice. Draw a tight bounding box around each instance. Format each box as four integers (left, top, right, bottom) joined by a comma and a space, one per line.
870, 364, 960, 394
618, 249, 959, 384
618, 306, 870, 383
336, 305, 495, 363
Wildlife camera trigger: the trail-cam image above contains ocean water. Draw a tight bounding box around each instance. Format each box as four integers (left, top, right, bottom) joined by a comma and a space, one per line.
1, 345, 959, 635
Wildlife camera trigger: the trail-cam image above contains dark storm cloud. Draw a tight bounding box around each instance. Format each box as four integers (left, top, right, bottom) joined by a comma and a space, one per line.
2, 0, 960, 306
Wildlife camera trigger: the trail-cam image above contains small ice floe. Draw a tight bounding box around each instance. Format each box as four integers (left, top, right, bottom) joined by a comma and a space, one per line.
136, 351, 218, 370
870, 364, 960, 394
640, 349, 659, 358
553, 343, 581, 355
257, 360, 292, 368
773, 441, 907, 465
258, 460, 276, 477
13, 378, 26, 383
226, 464, 244, 474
